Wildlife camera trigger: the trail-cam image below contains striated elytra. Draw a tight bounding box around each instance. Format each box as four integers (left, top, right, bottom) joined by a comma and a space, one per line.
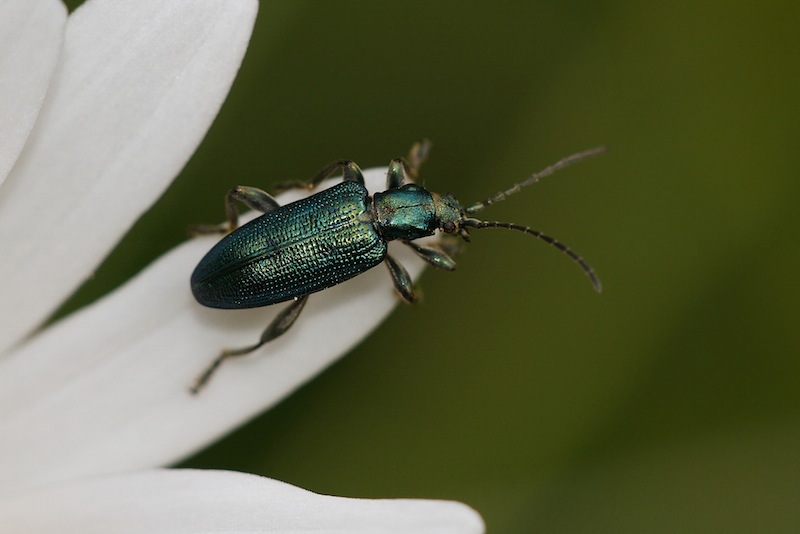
191, 180, 388, 309
189, 141, 605, 393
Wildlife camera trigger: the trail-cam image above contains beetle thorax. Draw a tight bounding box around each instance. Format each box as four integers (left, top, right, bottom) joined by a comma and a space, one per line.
373, 184, 438, 241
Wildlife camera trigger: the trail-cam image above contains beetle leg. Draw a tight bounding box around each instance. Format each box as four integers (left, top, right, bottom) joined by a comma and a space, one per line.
386, 159, 406, 189
387, 140, 432, 188
403, 139, 431, 181
190, 185, 280, 235
403, 240, 457, 271
384, 254, 416, 303
190, 295, 310, 394
273, 160, 365, 193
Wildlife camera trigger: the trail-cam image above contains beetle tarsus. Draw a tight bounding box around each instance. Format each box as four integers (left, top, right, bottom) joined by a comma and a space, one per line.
189, 295, 310, 393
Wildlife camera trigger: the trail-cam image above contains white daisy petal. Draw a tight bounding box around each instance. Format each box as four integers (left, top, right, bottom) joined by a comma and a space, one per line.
0, 0, 66, 186
0, 169, 433, 497
0, 469, 485, 534
0, 0, 258, 353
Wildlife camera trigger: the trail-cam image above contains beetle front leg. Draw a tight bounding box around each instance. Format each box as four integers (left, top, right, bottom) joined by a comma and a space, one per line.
386, 159, 407, 189
190, 294, 310, 394
273, 160, 365, 193
384, 254, 416, 303
387, 140, 432, 188
404, 241, 456, 271
190, 185, 281, 235
404, 139, 431, 180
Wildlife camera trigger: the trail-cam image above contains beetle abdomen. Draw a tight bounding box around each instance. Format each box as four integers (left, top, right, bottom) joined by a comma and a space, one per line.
191, 181, 387, 308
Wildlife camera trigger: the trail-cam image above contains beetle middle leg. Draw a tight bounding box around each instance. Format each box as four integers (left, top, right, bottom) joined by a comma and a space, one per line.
190, 185, 281, 235
190, 294, 310, 394
273, 160, 365, 193
384, 254, 416, 303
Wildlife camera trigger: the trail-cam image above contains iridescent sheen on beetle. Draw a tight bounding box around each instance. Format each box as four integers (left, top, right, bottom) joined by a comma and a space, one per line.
189, 141, 605, 393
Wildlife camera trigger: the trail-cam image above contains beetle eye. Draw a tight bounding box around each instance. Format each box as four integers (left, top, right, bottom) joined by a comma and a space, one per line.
442, 221, 456, 233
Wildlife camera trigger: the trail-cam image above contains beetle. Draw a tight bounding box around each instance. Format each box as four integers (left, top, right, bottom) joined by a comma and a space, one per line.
190, 141, 605, 393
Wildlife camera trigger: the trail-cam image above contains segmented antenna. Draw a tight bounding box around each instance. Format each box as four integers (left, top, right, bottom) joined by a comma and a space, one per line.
462, 219, 602, 292
465, 146, 607, 214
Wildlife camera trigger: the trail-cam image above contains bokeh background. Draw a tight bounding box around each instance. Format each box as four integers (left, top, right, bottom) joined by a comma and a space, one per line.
61, 1, 800, 532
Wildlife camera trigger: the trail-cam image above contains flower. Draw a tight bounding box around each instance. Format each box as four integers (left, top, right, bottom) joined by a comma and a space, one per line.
0, 1, 483, 532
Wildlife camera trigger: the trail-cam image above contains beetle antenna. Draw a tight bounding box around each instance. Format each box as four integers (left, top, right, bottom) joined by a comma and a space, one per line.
465, 146, 607, 214
463, 218, 601, 292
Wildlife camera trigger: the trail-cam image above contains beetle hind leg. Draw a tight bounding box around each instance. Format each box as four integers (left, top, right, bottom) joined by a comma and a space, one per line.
190, 185, 281, 236
190, 295, 310, 394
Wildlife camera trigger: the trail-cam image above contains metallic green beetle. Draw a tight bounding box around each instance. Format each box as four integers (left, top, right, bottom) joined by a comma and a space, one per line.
190, 141, 604, 392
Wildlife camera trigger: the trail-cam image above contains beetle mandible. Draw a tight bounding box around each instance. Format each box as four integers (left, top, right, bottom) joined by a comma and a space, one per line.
190, 141, 605, 393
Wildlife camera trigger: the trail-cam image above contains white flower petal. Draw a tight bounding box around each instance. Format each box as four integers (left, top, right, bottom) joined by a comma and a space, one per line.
0, 0, 258, 353
0, 169, 434, 497
0, 0, 65, 186
0, 469, 485, 534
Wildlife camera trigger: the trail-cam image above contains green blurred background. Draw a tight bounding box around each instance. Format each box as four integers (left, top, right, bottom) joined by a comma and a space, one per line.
62, 0, 800, 532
